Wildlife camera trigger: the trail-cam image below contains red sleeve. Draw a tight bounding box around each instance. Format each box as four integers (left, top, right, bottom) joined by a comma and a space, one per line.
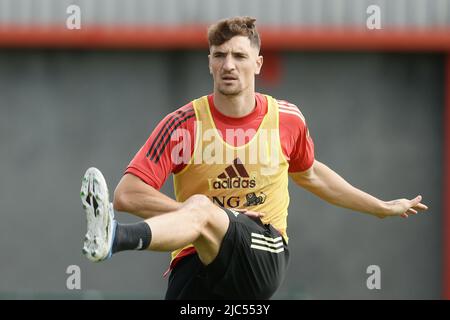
125, 103, 195, 190
278, 100, 315, 173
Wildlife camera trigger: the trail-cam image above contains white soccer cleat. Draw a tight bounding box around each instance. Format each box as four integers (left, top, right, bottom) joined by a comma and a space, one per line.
80, 167, 116, 262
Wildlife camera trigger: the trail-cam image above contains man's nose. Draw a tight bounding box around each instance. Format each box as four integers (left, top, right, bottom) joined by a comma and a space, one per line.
223, 55, 235, 71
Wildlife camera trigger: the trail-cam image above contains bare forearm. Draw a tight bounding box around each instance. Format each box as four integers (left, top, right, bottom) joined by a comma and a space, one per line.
113, 174, 182, 219
291, 161, 388, 216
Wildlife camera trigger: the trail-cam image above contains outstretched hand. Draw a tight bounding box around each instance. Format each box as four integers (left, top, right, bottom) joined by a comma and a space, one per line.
377, 195, 428, 219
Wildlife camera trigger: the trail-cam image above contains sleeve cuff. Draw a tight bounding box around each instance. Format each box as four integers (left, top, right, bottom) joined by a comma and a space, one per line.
124, 166, 161, 190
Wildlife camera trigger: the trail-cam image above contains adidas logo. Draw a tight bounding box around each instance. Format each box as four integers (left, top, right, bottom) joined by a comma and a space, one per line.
250, 233, 284, 254
208, 158, 256, 190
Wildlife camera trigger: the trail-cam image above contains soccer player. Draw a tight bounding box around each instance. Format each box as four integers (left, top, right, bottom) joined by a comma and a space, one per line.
80, 16, 428, 299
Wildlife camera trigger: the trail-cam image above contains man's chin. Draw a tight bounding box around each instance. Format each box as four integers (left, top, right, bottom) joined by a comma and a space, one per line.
218, 87, 242, 96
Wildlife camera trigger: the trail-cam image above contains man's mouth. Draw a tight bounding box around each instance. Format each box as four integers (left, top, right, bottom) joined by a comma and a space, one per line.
221, 75, 238, 81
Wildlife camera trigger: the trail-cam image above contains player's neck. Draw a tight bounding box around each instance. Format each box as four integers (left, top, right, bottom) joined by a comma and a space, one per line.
213, 91, 256, 118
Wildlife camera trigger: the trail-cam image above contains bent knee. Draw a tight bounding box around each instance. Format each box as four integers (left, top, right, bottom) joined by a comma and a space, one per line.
183, 195, 223, 232
184, 194, 213, 209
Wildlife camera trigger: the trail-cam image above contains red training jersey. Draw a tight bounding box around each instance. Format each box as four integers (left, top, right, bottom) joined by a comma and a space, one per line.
126, 92, 315, 188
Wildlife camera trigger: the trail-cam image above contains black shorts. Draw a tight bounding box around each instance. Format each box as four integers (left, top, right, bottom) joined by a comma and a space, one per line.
165, 208, 290, 300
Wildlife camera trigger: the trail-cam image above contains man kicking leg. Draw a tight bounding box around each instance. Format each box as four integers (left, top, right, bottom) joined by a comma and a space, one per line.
81, 167, 288, 299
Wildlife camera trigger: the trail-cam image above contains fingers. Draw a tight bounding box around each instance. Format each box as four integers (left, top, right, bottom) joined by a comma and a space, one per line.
400, 206, 424, 219
400, 195, 428, 219
414, 203, 428, 211
410, 195, 429, 212
410, 195, 422, 206
252, 211, 265, 217
242, 210, 265, 218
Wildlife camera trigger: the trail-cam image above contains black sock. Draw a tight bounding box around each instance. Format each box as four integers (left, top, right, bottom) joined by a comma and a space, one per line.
111, 222, 152, 254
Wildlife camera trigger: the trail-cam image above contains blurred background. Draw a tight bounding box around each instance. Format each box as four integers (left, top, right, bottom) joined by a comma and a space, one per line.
0, 0, 449, 299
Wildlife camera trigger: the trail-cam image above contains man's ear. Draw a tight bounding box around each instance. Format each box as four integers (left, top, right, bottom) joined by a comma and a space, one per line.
208, 54, 212, 74
255, 55, 263, 75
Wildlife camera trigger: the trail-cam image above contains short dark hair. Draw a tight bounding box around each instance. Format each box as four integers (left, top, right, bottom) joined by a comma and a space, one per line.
207, 16, 261, 49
